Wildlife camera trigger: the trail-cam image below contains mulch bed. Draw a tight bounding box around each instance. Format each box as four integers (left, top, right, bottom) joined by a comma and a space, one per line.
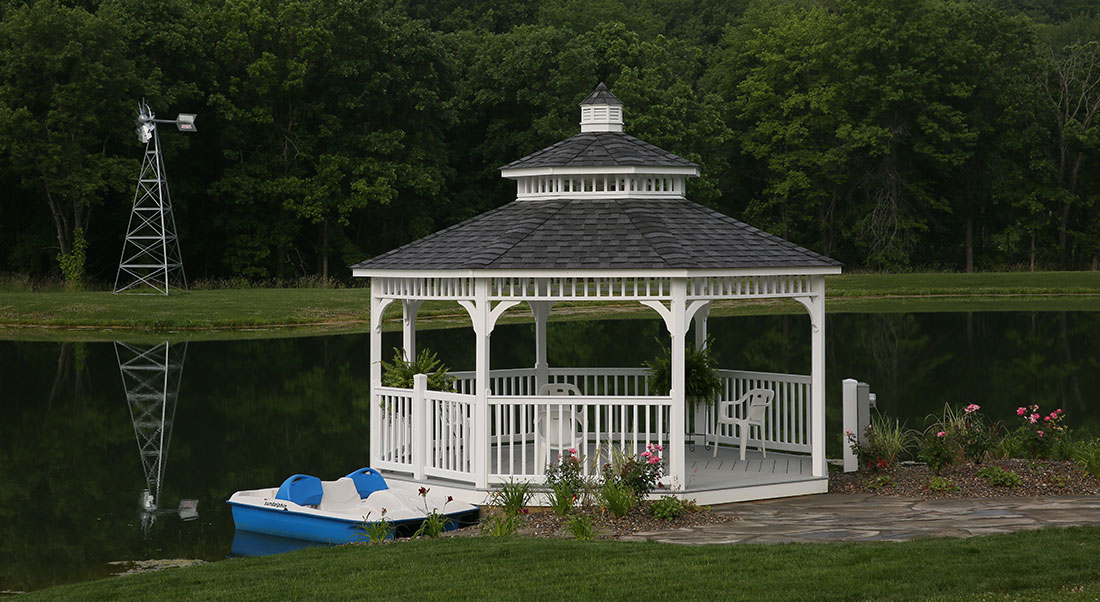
829, 459, 1100, 499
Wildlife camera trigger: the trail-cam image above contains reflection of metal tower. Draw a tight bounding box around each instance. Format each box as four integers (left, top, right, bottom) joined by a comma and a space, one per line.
115, 341, 189, 532
114, 101, 194, 295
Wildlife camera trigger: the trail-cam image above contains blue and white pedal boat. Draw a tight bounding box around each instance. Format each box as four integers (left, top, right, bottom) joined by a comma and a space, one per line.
228, 467, 478, 544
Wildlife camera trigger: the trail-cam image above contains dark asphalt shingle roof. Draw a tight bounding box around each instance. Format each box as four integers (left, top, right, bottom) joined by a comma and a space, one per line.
353, 199, 841, 271
580, 82, 622, 106
500, 132, 699, 170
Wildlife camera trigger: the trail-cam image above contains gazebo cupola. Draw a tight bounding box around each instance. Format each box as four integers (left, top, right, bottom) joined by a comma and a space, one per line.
501, 82, 699, 202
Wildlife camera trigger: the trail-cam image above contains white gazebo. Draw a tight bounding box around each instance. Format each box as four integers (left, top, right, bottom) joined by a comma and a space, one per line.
353, 83, 842, 505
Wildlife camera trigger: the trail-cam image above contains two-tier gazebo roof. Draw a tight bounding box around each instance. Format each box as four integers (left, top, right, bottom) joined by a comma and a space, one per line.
354, 83, 841, 505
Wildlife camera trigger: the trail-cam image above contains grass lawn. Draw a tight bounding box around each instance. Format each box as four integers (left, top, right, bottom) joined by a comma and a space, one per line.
1, 272, 1097, 341
21, 528, 1100, 601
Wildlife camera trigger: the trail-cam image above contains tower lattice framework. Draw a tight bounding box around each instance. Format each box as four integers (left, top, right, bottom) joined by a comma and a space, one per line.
115, 341, 188, 531
114, 121, 187, 294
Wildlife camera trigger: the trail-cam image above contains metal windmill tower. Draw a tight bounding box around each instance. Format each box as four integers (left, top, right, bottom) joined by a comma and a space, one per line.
114, 101, 196, 295
115, 341, 189, 533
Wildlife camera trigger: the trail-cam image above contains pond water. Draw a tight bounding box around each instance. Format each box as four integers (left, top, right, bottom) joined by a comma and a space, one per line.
1, 311, 1097, 592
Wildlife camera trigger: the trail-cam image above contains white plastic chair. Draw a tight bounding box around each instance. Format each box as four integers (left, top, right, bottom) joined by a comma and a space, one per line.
535, 383, 582, 471
713, 388, 775, 460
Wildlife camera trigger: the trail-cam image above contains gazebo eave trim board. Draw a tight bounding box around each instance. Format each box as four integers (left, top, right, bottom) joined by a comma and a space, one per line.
354, 266, 842, 279
500, 165, 701, 178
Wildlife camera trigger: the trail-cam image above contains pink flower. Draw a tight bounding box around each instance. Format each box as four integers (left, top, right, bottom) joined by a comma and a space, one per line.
641, 451, 651, 458
1017, 407, 1027, 416
1037, 430, 1044, 437
964, 403, 980, 413
1044, 416, 1051, 421
1055, 409, 1063, 414
648, 456, 660, 464
1029, 414, 1039, 424
937, 431, 946, 437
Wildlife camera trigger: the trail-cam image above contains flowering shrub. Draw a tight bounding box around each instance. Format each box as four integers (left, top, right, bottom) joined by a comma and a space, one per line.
545, 448, 585, 515
919, 430, 955, 474
603, 443, 664, 498
925, 403, 996, 465
1014, 405, 1068, 459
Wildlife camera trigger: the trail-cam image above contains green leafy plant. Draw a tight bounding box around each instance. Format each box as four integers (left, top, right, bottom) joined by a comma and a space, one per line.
493, 479, 532, 517
568, 515, 595, 541
599, 480, 637, 518
1073, 438, 1100, 478
355, 509, 394, 543
867, 474, 895, 490
480, 511, 520, 537
381, 347, 455, 391
927, 476, 958, 492
547, 482, 576, 516
643, 338, 721, 407
649, 495, 686, 520
57, 227, 88, 291
977, 466, 1021, 487
413, 488, 454, 538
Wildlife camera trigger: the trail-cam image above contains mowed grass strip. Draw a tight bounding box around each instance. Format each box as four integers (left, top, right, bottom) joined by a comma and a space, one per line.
22, 527, 1100, 602
0, 272, 1097, 336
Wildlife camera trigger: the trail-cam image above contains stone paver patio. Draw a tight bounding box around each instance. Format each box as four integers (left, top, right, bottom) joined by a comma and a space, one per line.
620, 494, 1100, 544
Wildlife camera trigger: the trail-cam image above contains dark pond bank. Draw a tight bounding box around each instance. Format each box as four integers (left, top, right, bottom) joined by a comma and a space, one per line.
1, 311, 1096, 592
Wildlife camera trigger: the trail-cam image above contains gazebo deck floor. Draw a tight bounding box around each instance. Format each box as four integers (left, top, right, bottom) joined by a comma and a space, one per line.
382, 443, 825, 506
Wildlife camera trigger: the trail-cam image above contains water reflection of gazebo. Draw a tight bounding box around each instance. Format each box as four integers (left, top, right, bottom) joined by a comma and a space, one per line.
353, 84, 842, 504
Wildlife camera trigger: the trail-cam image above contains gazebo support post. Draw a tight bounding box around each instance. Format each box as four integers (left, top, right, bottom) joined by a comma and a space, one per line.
530, 301, 554, 391
369, 283, 393, 467
470, 280, 492, 489
690, 302, 711, 442
796, 276, 827, 478
402, 300, 423, 360
668, 278, 688, 488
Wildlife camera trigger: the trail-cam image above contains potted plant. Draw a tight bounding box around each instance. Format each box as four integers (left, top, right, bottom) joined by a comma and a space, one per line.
643, 338, 721, 407
381, 347, 456, 392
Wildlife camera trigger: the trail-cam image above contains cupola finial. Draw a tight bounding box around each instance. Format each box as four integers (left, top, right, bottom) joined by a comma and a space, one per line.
580, 82, 623, 133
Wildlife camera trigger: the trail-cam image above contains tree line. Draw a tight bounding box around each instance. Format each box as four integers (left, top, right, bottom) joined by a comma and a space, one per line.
1, 0, 1098, 286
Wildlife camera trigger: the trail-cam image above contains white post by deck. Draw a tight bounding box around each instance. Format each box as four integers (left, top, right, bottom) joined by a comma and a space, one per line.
669, 278, 687, 487
842, 378, 859, 472
412, 373, 427, 480
473, 279, 491, 489
809, 275, 827, 477
692, 302, 710, 441
369, 281, 386, 466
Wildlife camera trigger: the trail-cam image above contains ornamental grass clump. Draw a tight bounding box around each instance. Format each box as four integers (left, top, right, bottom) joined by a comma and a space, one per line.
493, 480, 532, 517
568, 515, 595, 540
413, 487, 454, 538
599, 480, 637, 518
1073, 438, 1100, 478
848, 412, 917, 471
356, 509, 394, 543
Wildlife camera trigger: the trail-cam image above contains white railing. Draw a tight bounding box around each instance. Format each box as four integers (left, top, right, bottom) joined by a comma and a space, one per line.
375, 387, 416, 472
453, 367, 651, 397
380, 367, 811, 485
708, 369, 811, 454
424, 389, 475, 481
488, 395, 672, 484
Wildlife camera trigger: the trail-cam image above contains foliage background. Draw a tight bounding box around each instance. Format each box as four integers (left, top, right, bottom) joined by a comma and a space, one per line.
1, 0, 1099, 284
